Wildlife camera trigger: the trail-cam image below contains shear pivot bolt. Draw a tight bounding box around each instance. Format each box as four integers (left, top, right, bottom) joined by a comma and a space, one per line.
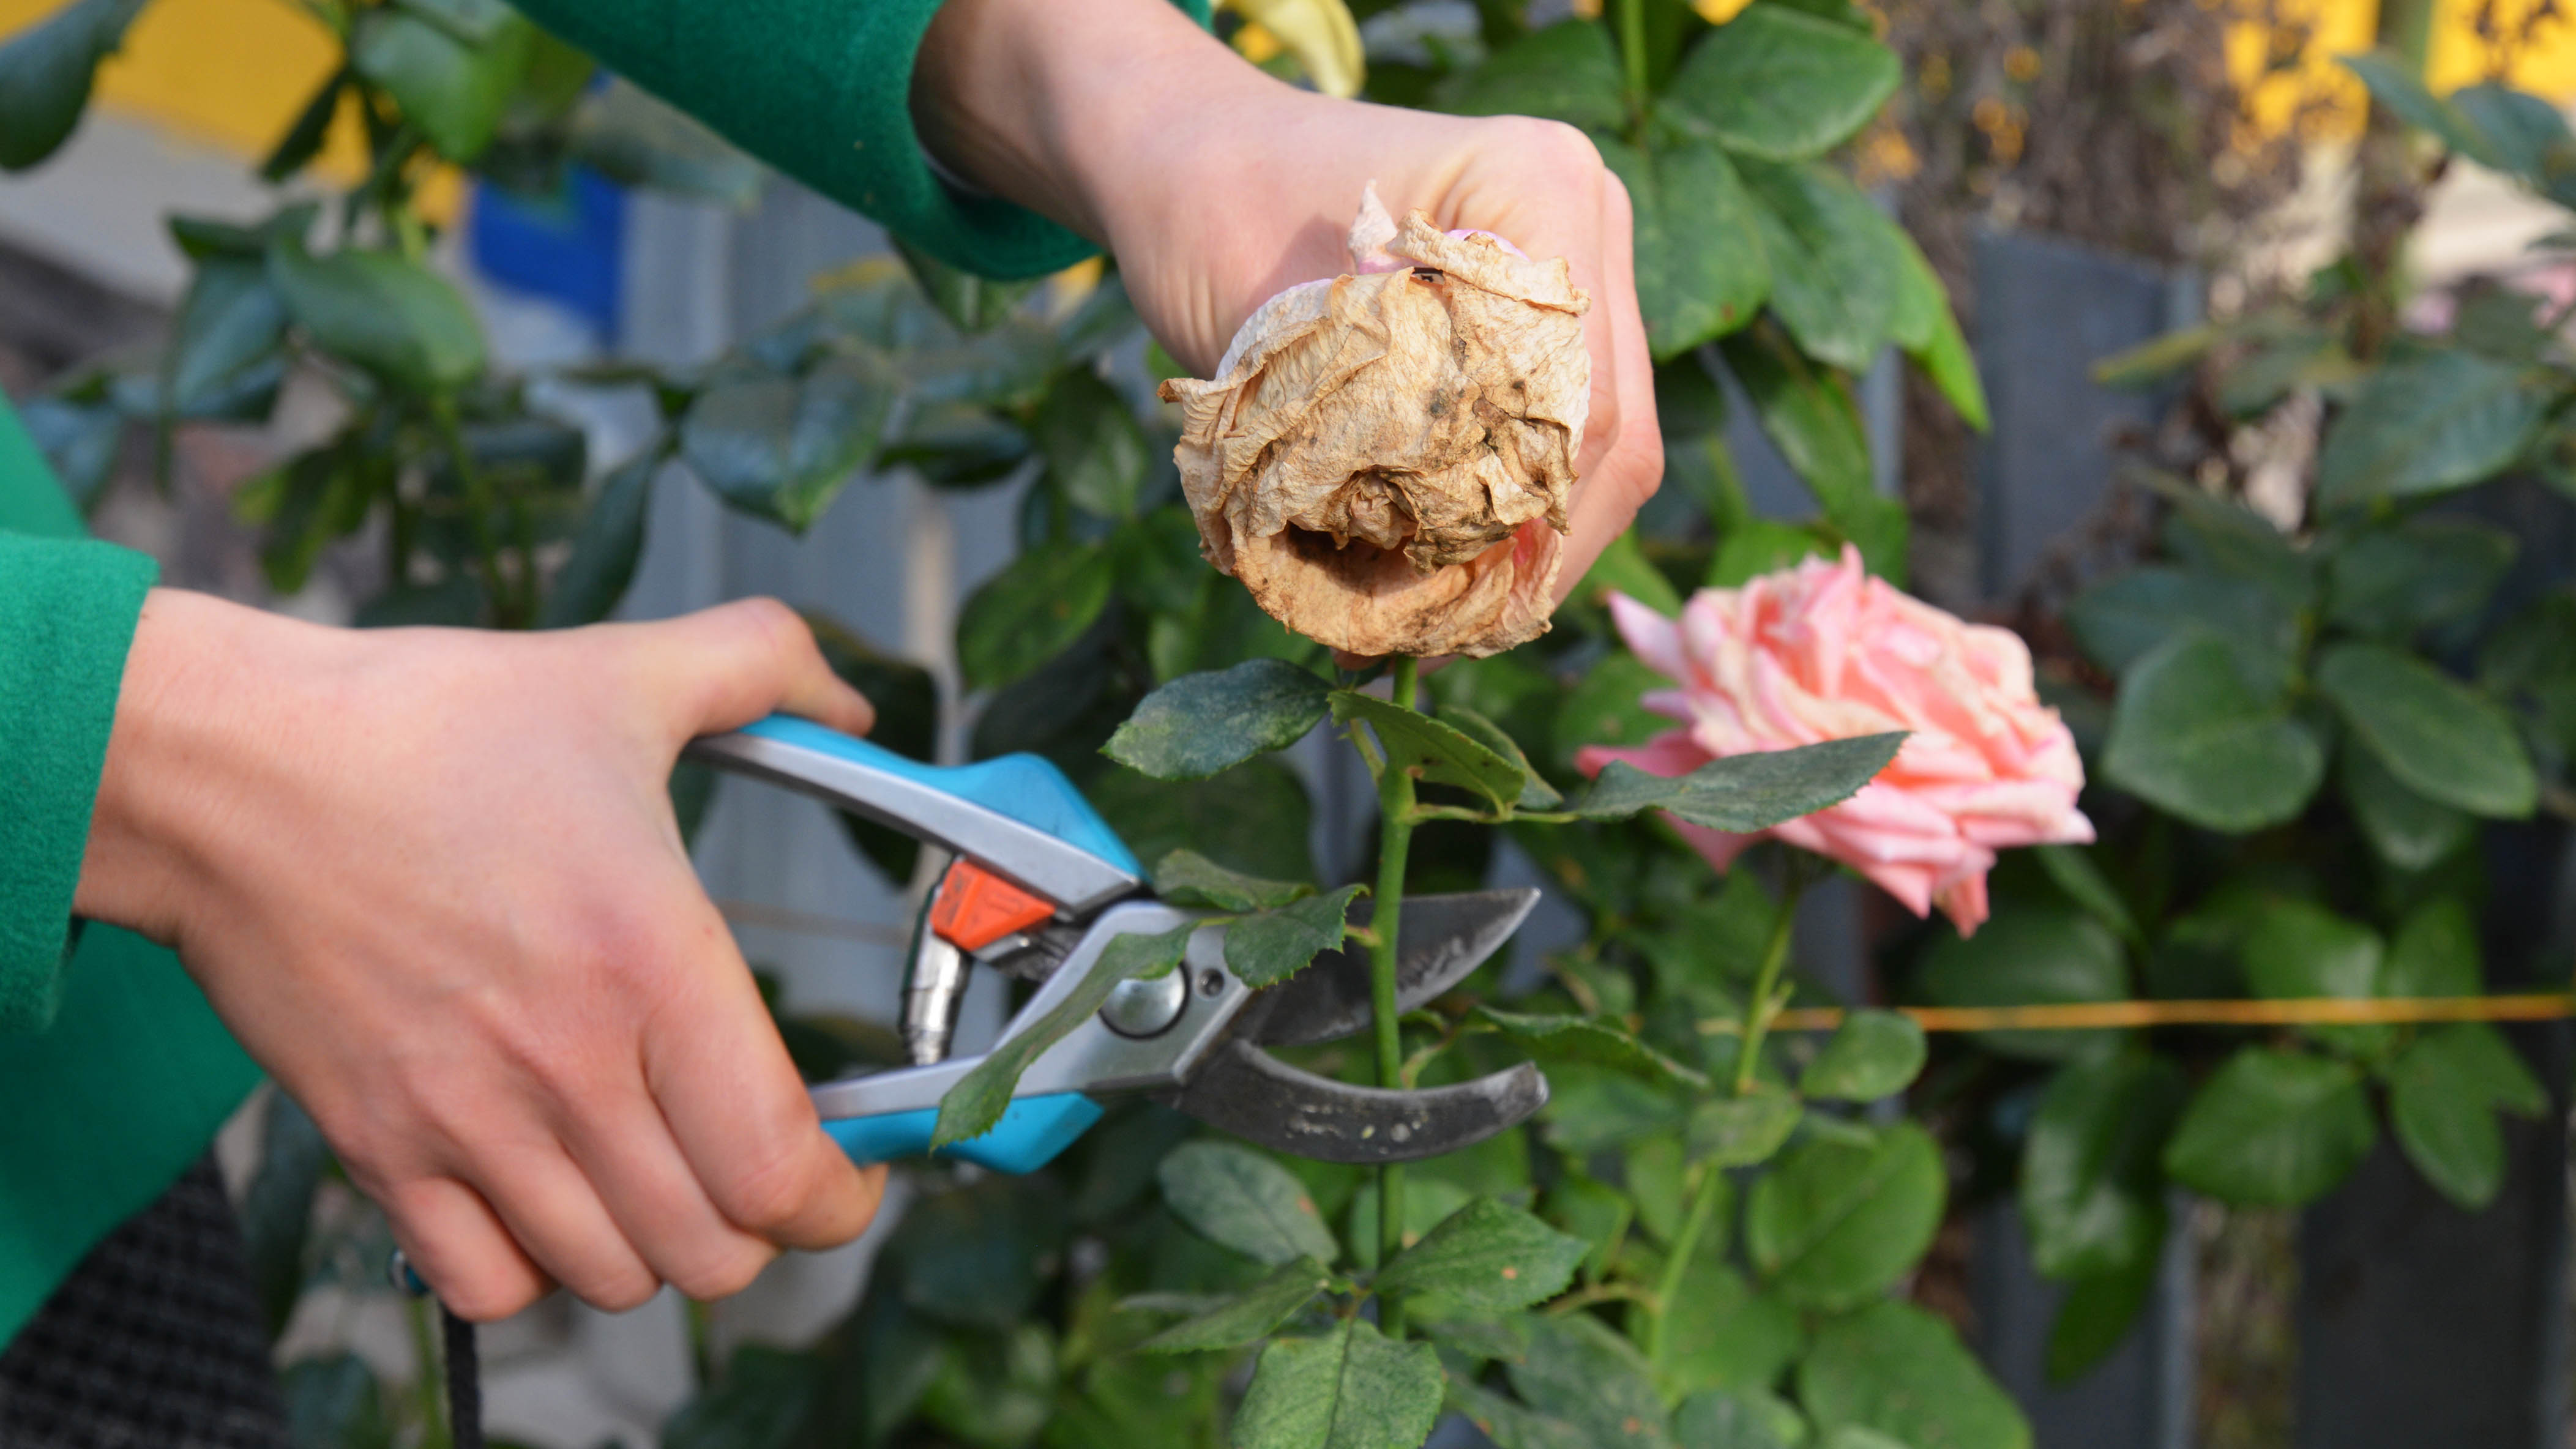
1101, 971, 1190, 1038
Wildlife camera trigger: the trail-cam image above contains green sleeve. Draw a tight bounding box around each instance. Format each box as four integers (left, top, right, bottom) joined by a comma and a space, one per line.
0, 535, 156, 1034
509, 0, 1210, 280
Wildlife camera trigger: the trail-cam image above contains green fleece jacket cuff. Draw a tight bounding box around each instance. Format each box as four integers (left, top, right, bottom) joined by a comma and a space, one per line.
0, 533, 155, 1033
510, 0, 1212, 281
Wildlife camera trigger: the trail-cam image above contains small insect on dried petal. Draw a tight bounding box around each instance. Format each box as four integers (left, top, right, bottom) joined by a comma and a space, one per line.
1160, 186, 1591, 658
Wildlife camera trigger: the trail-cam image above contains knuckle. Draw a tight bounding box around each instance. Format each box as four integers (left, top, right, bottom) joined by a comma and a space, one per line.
673, 1244, 773, 1303
714, 1130, 822, 1235
1490, 116, 1603, 182
579, 1267, 662, 1315
444, 1275, 539, 1323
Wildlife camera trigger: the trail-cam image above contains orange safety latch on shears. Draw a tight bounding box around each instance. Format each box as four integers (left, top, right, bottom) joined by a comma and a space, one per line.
928, 858, 1055, 952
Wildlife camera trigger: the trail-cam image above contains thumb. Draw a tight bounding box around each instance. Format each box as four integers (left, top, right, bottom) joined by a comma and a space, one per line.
627, 598, 877, 742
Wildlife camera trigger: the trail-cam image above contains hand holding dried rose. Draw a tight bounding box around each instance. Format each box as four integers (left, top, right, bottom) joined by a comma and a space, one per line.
1159, 189, 1591, 658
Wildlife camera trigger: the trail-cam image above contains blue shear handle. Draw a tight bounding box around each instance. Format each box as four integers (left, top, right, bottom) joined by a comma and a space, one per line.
739, 715, 1140, 874
823, 1094, 1106, 1175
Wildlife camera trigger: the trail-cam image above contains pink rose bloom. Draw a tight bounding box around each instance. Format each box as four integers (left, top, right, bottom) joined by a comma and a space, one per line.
1574, 545, 2093, 936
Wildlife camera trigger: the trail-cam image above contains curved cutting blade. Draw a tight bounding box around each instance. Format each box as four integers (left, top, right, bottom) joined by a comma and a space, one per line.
1165, 1038, 1549, 1164
1253, 889, 1539, 1048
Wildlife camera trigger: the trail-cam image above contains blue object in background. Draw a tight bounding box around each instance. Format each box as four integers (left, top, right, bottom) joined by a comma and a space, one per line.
467, 167, 627, 343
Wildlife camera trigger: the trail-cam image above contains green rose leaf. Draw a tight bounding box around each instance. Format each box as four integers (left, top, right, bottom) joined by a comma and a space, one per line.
2381, 896, 2485, 1000
2162, 1047, 2376, 1207
1662, 2, 1899, 160
1333, 689, 1530, 811
1673, 1390, 1807, 1449
1134, 1257, 1332, 1354
537, 450, 659, 629
1375, 1198, 1589, 1316
351, 7, 534, 163
1435, 17, 1625, 131
2148, 480, 2314, 613
1888, 228, 1988, 430
2325, 516, 2518, 639
1717, 324, 1898, 576
1443, 705, 1564, 810
1919, 902, 2128, 1062
1598, 134, 1772, 360
1571, 732, 1903, 832
662, 1344, 821, 1449
2243, 899, 2393, 1059
2044, 1250, 2160, 1385
1735, 158, 1904, 373
1746, 1123, 1945, 1311
1799, 1300, 2031, 1449
2314, 641, 2537, 818
1091, 759, 1316, 884
1660, 1264, 1805, 1404
1801, 1010, 1927, 1102
269, 237, 487, 394
2387, 1025, 2534, 1210
2101, 633, 2325, 833
2340, 50, 2503, 165
2340, 745, 2475, 872
678, 354, 898, 532
1107, 659, 1333, 780
1552, 651, 1673, 774
1151, 849, 1313, 912
1476, 1007, 1711, 1092
954, 540, 1114, 692
893, 234, 1040, 333
1232, 1319, 1444, 1449
2063, 568, 2295, 686
2314, 350, 2547, 510
931, 923, 1194, 1150
1447, 1378, 1605, 1449
1156, 1140, 1341, 1267
1504, 1314, 1675, 1448
241, 1092, 327, 1339
0, 0, 145, 172
165, 256, 288, 423
1225, 885, 1365, 989
2020, 1054, 2186, 1280
2031, 844, 2146, 950
1035, 366, 1149, 520
1688, 1089, 1804, 1168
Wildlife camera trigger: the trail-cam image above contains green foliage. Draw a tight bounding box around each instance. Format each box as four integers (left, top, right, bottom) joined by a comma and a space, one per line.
1233, 1319, 1445, 1449
1158, 1141, 1343, 1267
1105, 660, 1334, 780
1225, 885, 1365, 988
2100, 633, 2325, 832
931, 924, 1194, 1150
2162, 1048, 2378, 1206
1572, 732, 1905, 830
0, 0, 145, 171
1799, 1302, 2033, 1449
1374, 1198, 1589, 1316
1135, 1258, 1334, 1354
1799, 1010, 1927, 1102
1747, 1125, 1945, 1311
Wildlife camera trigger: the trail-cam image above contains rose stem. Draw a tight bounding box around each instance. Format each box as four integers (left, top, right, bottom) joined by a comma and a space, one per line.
1368, 654, 1421, 1335
1733, 859, 1809, 1097
1648, 860, 1808, 1368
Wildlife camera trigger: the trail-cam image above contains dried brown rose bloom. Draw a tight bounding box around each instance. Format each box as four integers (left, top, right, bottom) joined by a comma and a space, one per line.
1158, 189, 1591, 658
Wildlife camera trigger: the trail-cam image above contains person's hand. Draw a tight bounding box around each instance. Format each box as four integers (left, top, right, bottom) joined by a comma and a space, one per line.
76, 591, 886, 1320
917, 0, 1663, 598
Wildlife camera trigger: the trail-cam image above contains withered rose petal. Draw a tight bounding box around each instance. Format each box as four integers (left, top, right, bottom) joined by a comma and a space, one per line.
1159, 192, 1591, 658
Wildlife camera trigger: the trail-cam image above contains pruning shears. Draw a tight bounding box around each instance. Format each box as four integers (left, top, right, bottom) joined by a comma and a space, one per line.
686, 716, 1550, 1172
